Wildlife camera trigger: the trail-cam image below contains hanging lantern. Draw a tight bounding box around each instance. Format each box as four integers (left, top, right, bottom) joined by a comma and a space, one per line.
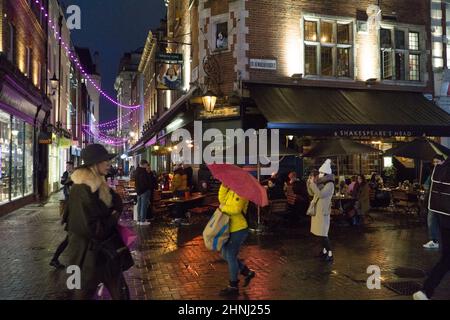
202, 90, 217, 113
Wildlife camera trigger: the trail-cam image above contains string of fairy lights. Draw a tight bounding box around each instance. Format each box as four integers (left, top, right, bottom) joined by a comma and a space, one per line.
34, 0, 143, 145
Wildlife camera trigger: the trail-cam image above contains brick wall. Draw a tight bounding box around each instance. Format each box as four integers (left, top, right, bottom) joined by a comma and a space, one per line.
245, 0, 432, 92
2, 0, 46, 91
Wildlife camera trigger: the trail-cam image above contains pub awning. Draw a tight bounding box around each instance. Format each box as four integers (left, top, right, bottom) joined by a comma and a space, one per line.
248, 84, 450, 137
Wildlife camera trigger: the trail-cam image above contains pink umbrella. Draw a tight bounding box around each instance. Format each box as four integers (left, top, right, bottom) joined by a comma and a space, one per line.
207, 164, 269, 207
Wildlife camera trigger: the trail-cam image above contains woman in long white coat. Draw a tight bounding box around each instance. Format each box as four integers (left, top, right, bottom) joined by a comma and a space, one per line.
308, 159, 335, 262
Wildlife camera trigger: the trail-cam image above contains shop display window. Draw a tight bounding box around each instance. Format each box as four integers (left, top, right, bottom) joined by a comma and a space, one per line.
0, 110, 11, 204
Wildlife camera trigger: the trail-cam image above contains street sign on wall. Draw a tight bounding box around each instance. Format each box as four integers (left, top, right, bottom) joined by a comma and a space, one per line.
249, 58, 277, 70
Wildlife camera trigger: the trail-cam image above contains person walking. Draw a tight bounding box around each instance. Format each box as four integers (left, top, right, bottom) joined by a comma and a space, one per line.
145, 166, 158, 221
61, 161, 74, 200
414, 155, 450, 300
170, 165, 188, 224
49, 161, 74, 269
218, 183, 256, 296
422, 154, 445, 249
64, 144, 133, 300
307, 159, 335, 262
135, 159, 153, 226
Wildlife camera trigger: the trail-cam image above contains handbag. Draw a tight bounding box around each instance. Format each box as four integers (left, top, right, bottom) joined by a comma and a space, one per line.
203, 208, 230, 251
307, 196, 318, 216
95, 231, 134, 272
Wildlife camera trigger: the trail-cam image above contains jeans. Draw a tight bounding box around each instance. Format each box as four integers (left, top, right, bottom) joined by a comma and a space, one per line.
137, 190, 151, 222
428, 211, 440, 242
423, 217, 450, 298
221, 228, 249, 282
52, 235, 69, 261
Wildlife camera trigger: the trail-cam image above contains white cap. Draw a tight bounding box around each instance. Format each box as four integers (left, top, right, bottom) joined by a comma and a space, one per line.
319, 159, 332, 175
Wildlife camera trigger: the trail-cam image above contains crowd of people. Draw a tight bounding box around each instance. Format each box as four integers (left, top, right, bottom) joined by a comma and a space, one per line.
48, 142, 450, 300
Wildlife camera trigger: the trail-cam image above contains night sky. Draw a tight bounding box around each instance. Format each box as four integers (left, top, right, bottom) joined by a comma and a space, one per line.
66, 0, 167, 122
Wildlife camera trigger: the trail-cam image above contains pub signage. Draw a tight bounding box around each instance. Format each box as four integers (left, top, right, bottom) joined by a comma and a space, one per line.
334, 130, 413, 137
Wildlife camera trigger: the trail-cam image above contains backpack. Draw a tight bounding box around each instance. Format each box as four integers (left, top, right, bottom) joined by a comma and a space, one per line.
203, 208, 230, 251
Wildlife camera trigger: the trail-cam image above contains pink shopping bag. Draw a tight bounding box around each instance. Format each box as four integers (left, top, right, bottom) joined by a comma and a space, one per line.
117, 224, 137, 248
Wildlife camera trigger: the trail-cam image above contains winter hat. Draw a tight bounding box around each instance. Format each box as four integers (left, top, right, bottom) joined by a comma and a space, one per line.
319, 159, 332, 175
80, 144, 116, 168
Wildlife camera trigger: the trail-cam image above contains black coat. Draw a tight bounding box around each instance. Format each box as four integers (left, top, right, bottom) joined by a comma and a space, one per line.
429, 159, 450, 217
64, 168, 132, 285
135, 167, 157, 196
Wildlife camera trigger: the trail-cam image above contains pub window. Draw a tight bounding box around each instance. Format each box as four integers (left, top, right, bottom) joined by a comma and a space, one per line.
304, 45, 317, 75
409, 32, 419, 50
409, 54, 420, 81
303, 18, 353, 78
380, 28, 422, 82
304, 21, 317, 41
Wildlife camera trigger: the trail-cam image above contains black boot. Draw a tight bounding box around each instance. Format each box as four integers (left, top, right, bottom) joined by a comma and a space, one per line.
240, 267, 256, 287
219, 281, 239, 296
49, 259, 65, 269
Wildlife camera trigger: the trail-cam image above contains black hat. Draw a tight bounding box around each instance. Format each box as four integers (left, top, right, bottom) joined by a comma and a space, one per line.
80, 144, 116, 167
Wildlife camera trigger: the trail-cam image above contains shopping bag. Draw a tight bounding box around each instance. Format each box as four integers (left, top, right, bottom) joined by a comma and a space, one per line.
117, 224, 137, 248
202, 208, 230, 252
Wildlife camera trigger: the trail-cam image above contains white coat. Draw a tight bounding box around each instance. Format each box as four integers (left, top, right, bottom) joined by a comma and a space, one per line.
308, 177, 334, 237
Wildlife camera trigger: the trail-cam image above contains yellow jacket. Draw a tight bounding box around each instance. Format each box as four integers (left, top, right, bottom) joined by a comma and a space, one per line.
171, 173, 187, 192
218, 184, 249, 233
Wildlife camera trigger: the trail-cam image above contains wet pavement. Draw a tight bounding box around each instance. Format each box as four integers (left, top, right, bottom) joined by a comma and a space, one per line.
1, 193, 449, 300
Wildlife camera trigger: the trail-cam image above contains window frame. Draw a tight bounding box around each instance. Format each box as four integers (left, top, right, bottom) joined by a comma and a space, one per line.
210, 14, 231, 54
302, 15, 354, 79
379, 26, 423, 83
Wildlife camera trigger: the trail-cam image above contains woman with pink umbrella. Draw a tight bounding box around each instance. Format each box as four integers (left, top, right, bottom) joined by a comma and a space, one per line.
208, 164, 267, 296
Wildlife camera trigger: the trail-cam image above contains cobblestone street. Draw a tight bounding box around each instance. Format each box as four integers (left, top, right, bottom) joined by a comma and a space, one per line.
1, 193, 449, 300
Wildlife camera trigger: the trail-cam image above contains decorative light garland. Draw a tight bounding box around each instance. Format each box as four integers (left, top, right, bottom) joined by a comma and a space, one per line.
35, 0, 142, 110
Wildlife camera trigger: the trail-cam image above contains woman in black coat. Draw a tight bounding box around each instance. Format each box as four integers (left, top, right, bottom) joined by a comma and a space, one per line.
65, 144, 133, 300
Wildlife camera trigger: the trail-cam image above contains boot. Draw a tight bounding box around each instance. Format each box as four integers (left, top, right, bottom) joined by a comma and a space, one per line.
240, 267, 256, 287
219, 280, 239, 296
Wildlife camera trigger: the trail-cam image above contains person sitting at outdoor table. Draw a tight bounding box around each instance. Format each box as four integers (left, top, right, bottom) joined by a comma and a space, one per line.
284, 171, 309, 225
352, 174, 370, 225
338, 180, 350, 196
267, 172, 286, 200
348, 176, 357, 194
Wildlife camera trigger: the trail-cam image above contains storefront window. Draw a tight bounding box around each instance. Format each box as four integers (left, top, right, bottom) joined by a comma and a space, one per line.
0, 110, 11, 204
24, 123, 34, 195
11, 118, 24, 200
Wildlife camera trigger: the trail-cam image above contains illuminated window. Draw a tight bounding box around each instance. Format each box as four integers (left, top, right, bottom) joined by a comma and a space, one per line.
337, 24, 350, 44
303, 18, 353, 78
304, 21, 317, 41
380, 28, 422, 81
320, 21, 334, 43
321, 47, 333, 76
409, 32, 419, 50
409, 54, 420, 81
304, 45, 317, 75
337, 48, 350, 77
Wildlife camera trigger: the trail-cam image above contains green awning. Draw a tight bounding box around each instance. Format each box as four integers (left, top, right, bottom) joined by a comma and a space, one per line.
248, 84, 450, 137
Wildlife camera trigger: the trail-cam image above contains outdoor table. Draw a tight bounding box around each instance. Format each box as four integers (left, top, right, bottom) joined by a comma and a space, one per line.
161, 194, 207, 220
331, 195, 356, 216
